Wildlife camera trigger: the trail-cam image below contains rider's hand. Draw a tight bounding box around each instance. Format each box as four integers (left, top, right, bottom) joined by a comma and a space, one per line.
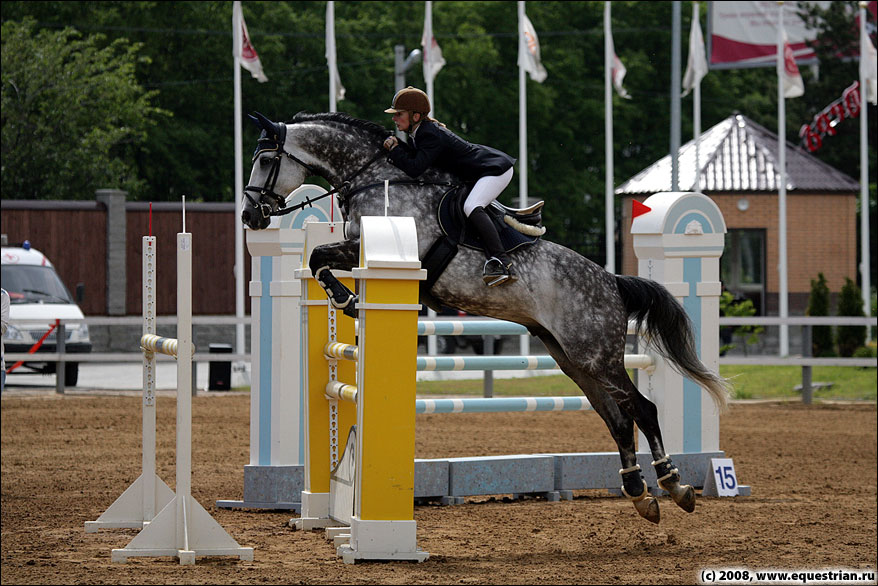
383, 136, 398, 151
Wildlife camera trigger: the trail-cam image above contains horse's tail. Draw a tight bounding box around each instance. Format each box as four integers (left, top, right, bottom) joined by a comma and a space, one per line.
615, 275, 730, 412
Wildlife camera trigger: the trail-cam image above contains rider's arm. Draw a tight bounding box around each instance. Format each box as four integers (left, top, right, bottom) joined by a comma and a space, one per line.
387, 130, 442, 178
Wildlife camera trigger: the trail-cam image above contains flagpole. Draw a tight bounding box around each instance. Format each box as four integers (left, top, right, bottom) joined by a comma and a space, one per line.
604, 1, 615, 273
425, 1, 435, 113
518, 1, 530, 356
328, 1, 337, 113
860, 0, 872, 334
671, 1, 681, 192
233, 1, 246, 360
519, 1, 527, 210
693, 2, 702, 189
777, 1, 789, 357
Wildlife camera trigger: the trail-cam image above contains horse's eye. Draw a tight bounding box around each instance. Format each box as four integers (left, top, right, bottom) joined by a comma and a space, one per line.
259, 157, 271, 167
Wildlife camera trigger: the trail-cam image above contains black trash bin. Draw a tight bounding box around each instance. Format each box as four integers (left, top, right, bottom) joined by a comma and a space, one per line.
208, 343, 233, 391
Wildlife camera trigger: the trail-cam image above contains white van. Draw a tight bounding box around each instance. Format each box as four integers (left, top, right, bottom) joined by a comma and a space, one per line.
1, 241, 92, 386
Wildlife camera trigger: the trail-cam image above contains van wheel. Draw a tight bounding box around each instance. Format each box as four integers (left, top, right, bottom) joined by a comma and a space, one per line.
64, 362, 79, 386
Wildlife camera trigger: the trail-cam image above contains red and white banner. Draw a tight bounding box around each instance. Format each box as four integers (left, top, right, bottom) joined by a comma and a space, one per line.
710, 1, 878, 69
710, 1, 824, 68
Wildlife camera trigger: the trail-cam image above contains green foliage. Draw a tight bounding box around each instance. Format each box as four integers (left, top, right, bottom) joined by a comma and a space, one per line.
1, 18, 165, 199
415, 366, 877, 402
0, 1, 874, 266
719, 291, 763, 355
837, 277, 866, 357
806, 273, 835, 357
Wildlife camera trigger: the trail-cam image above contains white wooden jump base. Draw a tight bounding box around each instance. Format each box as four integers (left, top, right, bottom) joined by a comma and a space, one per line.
87, 230, 252, 564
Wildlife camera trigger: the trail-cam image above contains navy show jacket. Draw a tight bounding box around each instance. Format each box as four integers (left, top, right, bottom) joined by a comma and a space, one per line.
387, 120, 515, 183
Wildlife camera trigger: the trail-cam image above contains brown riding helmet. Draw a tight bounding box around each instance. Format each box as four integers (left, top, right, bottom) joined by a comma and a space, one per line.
384, 86, 431, 115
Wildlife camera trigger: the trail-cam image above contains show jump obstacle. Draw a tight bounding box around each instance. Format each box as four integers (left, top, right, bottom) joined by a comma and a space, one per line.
222, 190, 742, 521
87, 225, 253, 565
294, 215, 429, 563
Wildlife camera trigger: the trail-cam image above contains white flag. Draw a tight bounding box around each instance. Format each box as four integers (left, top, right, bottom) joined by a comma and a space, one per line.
326, 1, 345, 102
234, 1, 268, 83
422, 3, 446, 83
862, 33, 878, 105
682, 10, 708, 97
780, 34, 804, 98
608, 26, 631, 99
518, 14, 547, 83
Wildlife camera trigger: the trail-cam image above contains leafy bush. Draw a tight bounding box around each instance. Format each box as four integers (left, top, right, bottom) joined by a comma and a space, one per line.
719, 291, 762, 355
806, 273, 834, 357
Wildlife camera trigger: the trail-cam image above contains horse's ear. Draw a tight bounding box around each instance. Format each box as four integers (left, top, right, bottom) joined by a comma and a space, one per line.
252, 111, 276, 133
247, 113, 262, 129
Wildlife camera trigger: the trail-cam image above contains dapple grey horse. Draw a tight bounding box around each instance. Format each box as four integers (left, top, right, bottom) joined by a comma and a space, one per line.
241, 112, 729, 524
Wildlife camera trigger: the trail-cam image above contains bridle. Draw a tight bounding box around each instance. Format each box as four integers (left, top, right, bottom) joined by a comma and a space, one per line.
243, 122, 387, 220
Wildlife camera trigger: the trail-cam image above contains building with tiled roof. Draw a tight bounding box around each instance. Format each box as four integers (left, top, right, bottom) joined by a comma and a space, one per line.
617, 113, 859, 315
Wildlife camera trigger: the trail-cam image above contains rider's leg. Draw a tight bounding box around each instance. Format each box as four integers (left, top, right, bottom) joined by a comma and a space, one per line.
464, 168, 516, 286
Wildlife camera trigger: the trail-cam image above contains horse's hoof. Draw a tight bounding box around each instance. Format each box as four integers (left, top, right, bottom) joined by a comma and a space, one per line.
672, 484, 696, 513
633, 495, 661, 524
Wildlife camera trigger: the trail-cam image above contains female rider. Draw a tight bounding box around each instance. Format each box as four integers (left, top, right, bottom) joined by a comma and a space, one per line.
382, 87, 517, 287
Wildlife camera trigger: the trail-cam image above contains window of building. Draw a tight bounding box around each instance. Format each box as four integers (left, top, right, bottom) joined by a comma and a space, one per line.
721, 229, 765, 314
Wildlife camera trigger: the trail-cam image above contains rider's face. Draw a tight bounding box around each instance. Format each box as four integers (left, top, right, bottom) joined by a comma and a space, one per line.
392, 111, 418, 133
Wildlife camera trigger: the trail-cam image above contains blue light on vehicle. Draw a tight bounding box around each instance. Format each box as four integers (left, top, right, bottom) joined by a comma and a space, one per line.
22, 240, 31, 250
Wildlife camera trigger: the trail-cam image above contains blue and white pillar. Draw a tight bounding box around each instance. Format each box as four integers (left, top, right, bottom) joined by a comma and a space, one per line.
632, 191, 725, 455
218, 185, 340, 510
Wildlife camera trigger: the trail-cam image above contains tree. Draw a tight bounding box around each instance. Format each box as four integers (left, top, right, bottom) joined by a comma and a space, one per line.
1, 18, 165, 200
836, 277, 866, 357
806, 272, 834, 357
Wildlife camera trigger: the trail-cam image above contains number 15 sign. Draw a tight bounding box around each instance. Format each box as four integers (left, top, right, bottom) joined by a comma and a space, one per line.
702, 458, 740, 497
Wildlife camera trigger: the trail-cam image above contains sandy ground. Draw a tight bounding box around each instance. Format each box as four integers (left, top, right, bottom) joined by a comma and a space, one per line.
1, 393, 876, 585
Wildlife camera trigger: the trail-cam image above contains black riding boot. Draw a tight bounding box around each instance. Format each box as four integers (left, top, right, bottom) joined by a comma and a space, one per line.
467, 206, 517, 287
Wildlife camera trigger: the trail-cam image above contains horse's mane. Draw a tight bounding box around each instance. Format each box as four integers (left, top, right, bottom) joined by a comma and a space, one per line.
289, 112, 391, 143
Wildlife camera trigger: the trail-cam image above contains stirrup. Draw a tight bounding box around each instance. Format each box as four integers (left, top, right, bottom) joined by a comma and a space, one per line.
482, 257, 510, 287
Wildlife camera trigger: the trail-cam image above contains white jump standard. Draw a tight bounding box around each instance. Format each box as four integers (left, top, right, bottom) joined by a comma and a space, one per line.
85, 236, 175, 533
98, 230, 253, 565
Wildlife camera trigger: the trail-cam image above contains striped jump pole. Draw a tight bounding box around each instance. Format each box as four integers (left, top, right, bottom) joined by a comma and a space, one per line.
110, 230, 253, 565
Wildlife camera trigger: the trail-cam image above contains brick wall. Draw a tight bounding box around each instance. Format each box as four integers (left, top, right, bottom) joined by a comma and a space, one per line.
621, 191, 857, 313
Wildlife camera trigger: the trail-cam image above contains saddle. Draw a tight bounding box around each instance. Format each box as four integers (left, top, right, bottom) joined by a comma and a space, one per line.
421, 184, 546, 304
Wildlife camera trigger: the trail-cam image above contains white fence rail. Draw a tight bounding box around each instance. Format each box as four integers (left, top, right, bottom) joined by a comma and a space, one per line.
5, 315, 876, 398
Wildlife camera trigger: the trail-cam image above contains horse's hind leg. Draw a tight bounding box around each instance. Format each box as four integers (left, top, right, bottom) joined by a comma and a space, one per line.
309, 239, 360, 318
607, 371, 696, 513
530, 327, 661, 524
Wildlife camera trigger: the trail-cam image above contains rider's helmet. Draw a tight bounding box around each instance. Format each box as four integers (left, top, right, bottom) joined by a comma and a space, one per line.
384, 86, 431, 116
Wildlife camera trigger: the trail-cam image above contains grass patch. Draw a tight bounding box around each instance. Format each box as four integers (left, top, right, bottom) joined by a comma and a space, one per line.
416, 365, 877, 402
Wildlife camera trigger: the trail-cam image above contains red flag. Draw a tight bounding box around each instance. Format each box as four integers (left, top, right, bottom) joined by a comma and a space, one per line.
632, 200, 651, 220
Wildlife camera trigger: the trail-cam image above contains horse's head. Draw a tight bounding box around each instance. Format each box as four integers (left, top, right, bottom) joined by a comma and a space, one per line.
241, 112, 312, 230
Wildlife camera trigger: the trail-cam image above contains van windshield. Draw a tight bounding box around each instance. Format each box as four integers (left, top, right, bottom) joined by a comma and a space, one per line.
1, 265, 73, 304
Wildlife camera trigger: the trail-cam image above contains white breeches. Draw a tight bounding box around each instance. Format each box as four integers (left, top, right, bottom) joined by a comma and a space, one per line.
463, 167, 514, 217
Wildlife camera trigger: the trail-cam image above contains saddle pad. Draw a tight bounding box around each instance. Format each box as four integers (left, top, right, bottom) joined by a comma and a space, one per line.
437, 187, 540, 254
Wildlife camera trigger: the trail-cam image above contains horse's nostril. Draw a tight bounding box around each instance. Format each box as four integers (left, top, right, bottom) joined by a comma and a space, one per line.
241, 210, 250, 224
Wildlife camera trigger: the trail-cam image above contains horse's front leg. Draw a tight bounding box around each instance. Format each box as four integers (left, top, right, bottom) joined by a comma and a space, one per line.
309, 239, 360, 318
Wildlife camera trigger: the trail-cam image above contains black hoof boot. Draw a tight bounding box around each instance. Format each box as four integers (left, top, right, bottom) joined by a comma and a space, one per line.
315, 266, 357, 318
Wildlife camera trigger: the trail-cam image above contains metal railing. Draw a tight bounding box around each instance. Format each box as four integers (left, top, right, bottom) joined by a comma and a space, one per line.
4, 315, 876, 400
